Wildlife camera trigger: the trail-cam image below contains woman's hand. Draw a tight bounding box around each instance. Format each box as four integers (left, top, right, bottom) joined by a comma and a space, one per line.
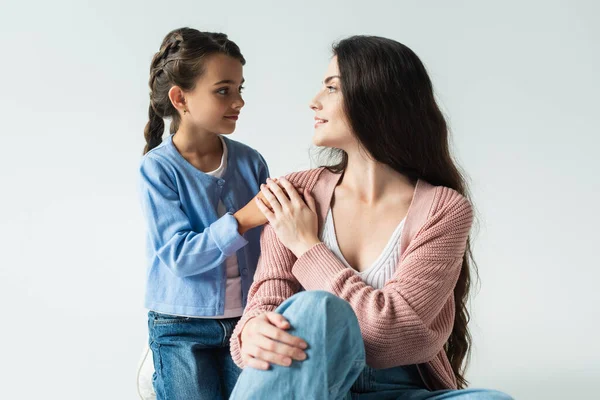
234, 180, 305, 234
255, 177, 320, 257
240, 312, 308, 370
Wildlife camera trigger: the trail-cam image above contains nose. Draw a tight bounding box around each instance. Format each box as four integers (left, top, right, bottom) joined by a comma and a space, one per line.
309, 92, 322, 111
232, 93, 245, 110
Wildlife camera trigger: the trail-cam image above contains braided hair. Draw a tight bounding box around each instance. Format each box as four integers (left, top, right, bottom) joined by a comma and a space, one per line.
143, 28, 245, 154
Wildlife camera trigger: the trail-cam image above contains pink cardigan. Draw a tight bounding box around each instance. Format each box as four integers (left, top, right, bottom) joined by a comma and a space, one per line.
230, 167, 474, 390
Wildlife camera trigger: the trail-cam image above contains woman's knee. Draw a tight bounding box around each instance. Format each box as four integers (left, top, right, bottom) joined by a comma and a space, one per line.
455, 388, 513, 400
484, 390, 513, 400
277, 290, 363, 356
278, 290, 356, 322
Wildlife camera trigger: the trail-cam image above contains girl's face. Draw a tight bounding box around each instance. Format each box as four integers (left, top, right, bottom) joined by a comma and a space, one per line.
309, 56, 354, 149
182, 53, 245, 135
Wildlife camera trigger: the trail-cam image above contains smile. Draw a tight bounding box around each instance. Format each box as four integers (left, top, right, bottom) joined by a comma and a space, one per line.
314, 117, 328, 127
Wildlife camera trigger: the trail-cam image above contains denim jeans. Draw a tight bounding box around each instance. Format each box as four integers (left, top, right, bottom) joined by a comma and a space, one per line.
148, 311, 241, 399
231, 291, 512, 400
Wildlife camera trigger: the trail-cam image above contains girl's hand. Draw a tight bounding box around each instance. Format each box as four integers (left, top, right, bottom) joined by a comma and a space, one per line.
255, 177, 320, 257
240, 312, 308, 370
234, 193, 269, 234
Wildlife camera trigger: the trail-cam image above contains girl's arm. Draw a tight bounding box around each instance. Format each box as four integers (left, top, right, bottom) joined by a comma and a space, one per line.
235, 182, 305, 234
140, 157, 248, 278
234, 192, 269, 234
235, 153, 272, 234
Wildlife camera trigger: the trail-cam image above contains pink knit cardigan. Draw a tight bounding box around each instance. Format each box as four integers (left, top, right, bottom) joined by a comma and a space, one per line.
230, 167, 474, 390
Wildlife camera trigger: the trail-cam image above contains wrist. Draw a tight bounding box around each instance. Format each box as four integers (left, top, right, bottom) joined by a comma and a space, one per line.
233, 210, 250, 234
292, 236, 321, 258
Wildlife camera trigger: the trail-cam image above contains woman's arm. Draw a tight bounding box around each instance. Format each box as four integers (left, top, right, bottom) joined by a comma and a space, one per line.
257, 179, 472, 369
291, 189, 472, 368
230, 223, 306, 368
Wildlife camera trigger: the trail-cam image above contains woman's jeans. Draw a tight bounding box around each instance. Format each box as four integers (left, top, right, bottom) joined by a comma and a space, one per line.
231, 291, 513, 400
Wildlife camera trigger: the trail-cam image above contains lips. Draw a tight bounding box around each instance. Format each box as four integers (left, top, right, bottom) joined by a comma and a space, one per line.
224, 114, 239, 121
314, 117, 328, 127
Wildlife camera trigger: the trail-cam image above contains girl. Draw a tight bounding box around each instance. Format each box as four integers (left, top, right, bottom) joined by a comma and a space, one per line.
138, 27, 269, 399
229, 35, 513, 399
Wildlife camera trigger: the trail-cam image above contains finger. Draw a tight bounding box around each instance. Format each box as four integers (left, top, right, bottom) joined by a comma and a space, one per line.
256, 191, 274, 211
260, 183, 282, 214
278, 178, 304, 207
304, 188, 317, 213
247, 343, 292, 367
256, 335, 307, 362
243, 355, 270, 370
265, 312, 290, 330
266, 178, 292, 212
262, 318, 308, 349
274, 178, 305, 199
272, 178, 295, 197
255, 196, 275, 223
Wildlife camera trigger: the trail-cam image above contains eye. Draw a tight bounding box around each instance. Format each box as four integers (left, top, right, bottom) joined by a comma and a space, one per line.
238, 85, 245, 93
216, 87, 229, 95
326, 85, 337, 93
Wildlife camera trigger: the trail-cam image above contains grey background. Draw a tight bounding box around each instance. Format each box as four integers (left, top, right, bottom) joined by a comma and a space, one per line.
0, 0, 598, 398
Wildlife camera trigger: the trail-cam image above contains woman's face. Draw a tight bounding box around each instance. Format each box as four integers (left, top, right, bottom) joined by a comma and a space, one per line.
309, 56, 354, 149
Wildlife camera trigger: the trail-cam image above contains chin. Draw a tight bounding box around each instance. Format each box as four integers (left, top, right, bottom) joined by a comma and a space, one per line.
312, 131, 346, 148
312, 131, 328, 147
219, 125, 236, 135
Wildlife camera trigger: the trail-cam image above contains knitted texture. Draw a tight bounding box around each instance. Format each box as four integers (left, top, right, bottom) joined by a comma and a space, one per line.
230, 168, 472, 390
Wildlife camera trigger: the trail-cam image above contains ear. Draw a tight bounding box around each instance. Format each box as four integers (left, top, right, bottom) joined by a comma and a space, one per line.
168, 86, 187, 113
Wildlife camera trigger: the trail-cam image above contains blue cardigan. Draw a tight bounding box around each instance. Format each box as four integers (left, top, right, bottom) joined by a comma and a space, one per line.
139, 134, 269, 316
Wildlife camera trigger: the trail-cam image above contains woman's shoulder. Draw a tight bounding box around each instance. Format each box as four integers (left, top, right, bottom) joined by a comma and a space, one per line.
420, 181, 471, 215
283, 167, 328, 190
401, 181, 474, 257
412, 180, 473, 235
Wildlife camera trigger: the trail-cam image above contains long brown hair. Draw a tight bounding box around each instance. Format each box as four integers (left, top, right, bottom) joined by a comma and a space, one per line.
327, 35, 476, 388
143, 28, 245, 154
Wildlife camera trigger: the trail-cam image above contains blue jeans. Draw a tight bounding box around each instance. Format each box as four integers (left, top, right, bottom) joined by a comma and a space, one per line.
148, 311, 241, 400
231, 291, 513, 400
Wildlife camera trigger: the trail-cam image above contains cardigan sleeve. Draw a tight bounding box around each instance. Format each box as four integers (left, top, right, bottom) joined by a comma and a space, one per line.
291, 188, 473, 368
230, 223, 302, 367
139, 156, 248, 278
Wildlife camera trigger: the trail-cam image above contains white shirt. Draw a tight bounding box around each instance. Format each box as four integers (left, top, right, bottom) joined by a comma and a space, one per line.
320, 208, 405, 289
202, 136, 244, 319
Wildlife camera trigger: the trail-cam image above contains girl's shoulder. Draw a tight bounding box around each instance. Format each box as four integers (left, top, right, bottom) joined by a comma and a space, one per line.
139, 140, 176, 175
222, 136, 267, 169
222, 136, 261, 159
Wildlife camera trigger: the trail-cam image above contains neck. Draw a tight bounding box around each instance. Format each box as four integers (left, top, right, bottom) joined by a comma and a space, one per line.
339, 145, 414, 205
173, 123, 221, 157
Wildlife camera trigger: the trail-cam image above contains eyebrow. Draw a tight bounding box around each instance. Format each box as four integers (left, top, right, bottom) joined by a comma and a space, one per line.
323, 75, 340, 84
213, 78, 245, 85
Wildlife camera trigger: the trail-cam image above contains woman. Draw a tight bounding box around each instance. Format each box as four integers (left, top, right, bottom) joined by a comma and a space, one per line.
229, 35, 513, 399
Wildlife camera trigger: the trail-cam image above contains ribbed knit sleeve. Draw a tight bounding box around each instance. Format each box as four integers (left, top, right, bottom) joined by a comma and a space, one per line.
229, 168, 324, 368
291, 187, 473, 369
230, 223, 302, 367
